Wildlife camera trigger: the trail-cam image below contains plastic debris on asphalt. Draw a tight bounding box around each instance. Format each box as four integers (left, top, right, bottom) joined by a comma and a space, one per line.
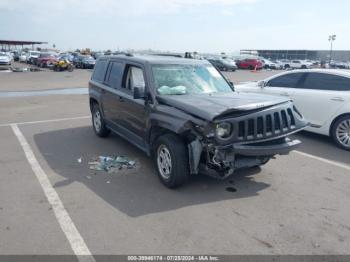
88, 156, 136, 174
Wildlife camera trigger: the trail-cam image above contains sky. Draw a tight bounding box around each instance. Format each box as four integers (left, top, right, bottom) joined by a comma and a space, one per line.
0, 0, 349, 53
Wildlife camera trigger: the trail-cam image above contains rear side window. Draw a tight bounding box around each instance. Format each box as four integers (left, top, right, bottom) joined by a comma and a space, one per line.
302, 73, 350, 91
92, 59, 108, 82
267, 73, 304, 88
105, 62, 123, 89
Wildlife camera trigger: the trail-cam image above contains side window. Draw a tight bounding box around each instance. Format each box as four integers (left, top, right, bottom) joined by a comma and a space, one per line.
105, 62, 123, 89
92, 59, 108, 83
267, 73, 304, 88
302, 73, 350, 91
124, 66, 145, 92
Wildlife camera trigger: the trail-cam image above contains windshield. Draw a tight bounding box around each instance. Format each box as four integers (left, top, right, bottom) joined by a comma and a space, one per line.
152, 64, 233, 95
83, 56, 94, 61
40, 53, 53, 57
222, 59, 235, 65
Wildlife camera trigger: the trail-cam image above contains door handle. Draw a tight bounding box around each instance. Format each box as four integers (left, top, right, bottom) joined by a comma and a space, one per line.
118, 96, 124, 102
331, 97, 345, 102
279, 92, 289, 96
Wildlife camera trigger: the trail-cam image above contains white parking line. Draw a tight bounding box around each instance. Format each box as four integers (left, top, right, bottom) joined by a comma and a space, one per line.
293, 150, 350, 171
11, 124, 95, 262
0, 115, 90, 127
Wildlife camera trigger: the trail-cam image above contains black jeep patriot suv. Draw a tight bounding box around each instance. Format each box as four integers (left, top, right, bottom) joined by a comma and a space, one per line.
89, 54, 308, 188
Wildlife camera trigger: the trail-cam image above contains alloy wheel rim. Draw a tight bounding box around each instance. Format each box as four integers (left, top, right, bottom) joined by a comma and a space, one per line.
336, 119, 350, 148
93, 111, 102, 132
157, 145, 172, 179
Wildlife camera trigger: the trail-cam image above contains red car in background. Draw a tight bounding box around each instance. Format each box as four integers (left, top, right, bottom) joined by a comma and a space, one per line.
236, 58, 263, 70
37, 53, 58, 68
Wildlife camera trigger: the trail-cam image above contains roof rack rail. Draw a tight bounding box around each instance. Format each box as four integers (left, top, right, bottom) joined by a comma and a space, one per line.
110, 52, 133, 57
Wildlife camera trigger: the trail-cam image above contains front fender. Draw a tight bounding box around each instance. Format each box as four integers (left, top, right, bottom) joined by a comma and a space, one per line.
147, 104, 205, 136
146, 106, 206, 173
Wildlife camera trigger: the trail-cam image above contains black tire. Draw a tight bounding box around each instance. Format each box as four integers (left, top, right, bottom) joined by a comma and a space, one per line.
249, 65, 254, 70
331, 115, 350, 151
92, 103, 110, 137
301, 65, 307, 69
153, 134, 190, 188
284, 64, 290, 69
67, 64, 74, 72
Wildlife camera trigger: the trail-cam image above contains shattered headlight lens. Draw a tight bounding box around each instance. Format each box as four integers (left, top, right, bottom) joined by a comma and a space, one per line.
215, 122, 233, 139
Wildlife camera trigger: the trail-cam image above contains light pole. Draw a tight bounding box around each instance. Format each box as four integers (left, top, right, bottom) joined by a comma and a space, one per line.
328, 34, 336, 64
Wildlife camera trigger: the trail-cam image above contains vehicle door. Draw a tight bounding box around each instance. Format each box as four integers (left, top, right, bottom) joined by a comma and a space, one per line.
114, 64, 148, 149
290, 72, 350, 127
291, 60, 301, 68
100, 59, 125, 127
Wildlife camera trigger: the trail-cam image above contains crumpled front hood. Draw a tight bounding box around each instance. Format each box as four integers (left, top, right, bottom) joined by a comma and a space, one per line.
157, 92, 290, 121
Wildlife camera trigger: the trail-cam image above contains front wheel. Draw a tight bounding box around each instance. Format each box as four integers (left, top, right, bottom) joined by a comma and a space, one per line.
92, 104, 110, 137
67, 64, 74, 72
331, 115, 350, 151
153, 134, 190, 188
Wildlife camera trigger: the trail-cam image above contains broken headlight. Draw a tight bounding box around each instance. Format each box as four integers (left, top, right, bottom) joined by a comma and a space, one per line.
215, 122, 233, 139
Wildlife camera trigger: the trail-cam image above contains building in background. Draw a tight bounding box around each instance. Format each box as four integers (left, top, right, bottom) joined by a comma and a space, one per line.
0, 40, 48, 51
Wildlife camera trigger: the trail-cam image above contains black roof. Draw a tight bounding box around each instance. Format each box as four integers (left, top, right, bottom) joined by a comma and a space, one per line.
99, 54, 210, 65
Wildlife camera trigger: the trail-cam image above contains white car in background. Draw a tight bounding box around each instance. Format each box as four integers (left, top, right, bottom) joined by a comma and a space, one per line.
286, 60, 313, 69
26, 50, 40, 64
261, 59, 280, 69
0, 52, 11, 66
19, 52, 28, 62
235, 69, 350, 150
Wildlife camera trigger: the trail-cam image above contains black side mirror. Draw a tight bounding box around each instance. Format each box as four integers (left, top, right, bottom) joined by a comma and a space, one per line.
133, 86, 145, 99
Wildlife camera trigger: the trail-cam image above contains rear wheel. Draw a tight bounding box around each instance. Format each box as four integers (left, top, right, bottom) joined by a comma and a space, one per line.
92, 103, 110, 137
153, 134, 189, 188
331, 115, 350, 151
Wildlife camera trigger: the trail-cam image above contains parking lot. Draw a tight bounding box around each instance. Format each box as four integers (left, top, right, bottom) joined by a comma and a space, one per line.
1, 65, 350, 256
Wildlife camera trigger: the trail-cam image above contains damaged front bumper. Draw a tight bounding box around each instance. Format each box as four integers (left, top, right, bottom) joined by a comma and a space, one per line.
232, 137, 300, 156
190, 137, 301, 179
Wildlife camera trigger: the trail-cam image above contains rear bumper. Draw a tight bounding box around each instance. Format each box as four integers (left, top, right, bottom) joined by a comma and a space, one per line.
233, 138, 300, 156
